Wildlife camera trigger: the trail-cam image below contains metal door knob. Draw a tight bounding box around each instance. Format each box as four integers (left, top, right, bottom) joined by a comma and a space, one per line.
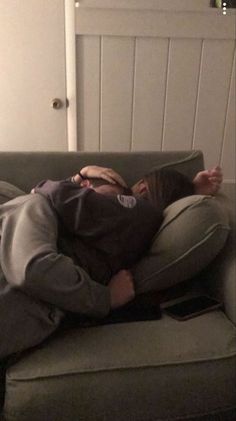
51, 98, 63, 109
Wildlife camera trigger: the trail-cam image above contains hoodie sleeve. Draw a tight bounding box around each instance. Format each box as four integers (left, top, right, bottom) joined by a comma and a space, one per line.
0, 194, 110, 318
34, 179, 94, 235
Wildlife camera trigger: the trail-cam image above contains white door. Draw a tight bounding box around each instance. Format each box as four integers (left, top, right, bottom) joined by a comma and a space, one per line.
0, 0, 68, 151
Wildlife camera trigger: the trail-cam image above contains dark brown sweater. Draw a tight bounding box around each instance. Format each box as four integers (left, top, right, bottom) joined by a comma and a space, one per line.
35, 179, 163, 284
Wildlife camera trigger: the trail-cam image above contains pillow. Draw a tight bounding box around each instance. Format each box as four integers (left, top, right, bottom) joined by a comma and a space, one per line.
132, 195, 230, 294
0, 181, 25, 204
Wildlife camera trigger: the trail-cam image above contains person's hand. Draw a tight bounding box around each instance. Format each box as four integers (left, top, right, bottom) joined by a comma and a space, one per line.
193, 166, 223, 195
109, 269, 135, 309
79, 165, 128, 187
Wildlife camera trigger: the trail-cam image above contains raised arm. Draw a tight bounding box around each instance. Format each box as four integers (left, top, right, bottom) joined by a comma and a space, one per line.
73, 165, 128, 187
73, 165, 223, 196
193, 166, 223, 195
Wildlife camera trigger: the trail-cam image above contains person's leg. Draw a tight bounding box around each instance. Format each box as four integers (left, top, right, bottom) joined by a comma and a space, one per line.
0, 275, 64, 359
0, 193, 110, 360
0, 196, 64, 359
0, 273, 64, 411
1, 194, 110, 318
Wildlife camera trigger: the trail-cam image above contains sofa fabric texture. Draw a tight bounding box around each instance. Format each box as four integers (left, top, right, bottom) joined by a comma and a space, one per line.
3, 312, 236, 421
0, 150, 235, 421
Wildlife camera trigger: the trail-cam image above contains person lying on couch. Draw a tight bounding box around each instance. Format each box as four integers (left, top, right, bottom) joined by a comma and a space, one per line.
0, 166, 195, 357
0, 165, 222, 358
32, 168, 196, 284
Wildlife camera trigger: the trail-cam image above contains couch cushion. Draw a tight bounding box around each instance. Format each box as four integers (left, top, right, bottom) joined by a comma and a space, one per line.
0, 150, 204, 192
0, 181, 25, 205
3, 311, 236, 421
133, 195, 230, 294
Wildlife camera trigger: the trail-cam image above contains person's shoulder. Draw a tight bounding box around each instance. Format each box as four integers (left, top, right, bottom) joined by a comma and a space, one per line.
0, 193, 56, 223
22, 193, 54, 212
136, 197, 163, 226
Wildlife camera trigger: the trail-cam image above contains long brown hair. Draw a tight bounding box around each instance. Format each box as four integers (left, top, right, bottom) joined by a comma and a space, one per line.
143, 168, 194, 211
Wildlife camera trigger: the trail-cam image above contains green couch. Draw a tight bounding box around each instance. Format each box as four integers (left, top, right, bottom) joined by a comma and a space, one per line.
0, 150, 235, 421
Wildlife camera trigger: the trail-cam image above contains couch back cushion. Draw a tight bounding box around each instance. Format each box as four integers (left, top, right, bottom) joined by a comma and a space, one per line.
0, 150, 204, 192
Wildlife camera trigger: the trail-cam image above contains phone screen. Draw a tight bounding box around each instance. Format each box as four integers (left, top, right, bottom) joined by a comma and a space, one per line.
164, 296, 222, 320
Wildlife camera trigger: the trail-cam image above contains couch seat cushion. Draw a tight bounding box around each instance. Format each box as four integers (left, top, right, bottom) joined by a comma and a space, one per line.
4, 311, 236, 421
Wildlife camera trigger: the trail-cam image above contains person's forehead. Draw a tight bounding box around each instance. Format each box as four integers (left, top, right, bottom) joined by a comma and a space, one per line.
94, 184, 123, 194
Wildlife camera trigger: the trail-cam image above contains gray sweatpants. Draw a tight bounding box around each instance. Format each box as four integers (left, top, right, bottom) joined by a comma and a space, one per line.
0, 194, 110, 358
0, 270, 64, 358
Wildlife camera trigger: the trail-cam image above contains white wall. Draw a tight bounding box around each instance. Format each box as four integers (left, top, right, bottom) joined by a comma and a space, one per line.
0, 0, 235, 181
76, 0, 235, 182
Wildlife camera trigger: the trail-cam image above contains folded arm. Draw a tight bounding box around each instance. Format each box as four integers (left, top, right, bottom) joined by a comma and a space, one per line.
72, 165, 128, 187
0, 194, 135, 316
0, 194, 111, 318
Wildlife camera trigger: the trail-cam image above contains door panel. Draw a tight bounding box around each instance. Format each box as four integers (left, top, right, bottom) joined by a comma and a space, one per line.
0, 0, 67, 151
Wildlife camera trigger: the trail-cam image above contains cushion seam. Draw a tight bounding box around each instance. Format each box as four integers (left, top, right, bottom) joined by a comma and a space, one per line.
164, 405, 236, 421
157, 203, 229, 237
7, 350, 236, 381
145, 226, 230, 283
158, 196, 212, 234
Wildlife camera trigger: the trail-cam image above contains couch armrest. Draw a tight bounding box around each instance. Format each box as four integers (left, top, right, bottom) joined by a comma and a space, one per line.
222, 240, 236, 325
208, 233, 236, 325
204, 185, 236, 325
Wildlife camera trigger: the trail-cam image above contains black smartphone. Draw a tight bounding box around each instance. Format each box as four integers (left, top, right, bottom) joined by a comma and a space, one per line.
163, 295, 222, 321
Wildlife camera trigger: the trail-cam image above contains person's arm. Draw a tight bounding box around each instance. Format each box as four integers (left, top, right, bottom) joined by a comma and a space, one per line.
109, 270, 135, 309
1, 194, 135, 317
72, 165, 223, 196
193, 166, 223, 195
72, 165, 128, 187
